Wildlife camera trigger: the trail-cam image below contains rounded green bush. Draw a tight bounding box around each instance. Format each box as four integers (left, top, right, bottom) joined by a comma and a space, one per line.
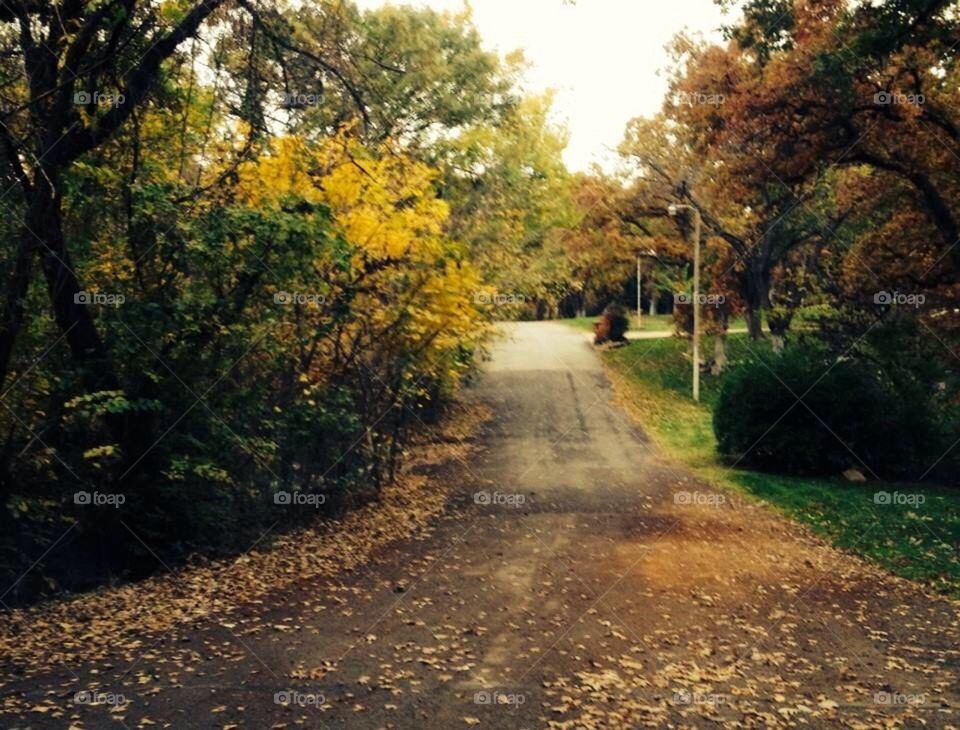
713, 347, 935, 477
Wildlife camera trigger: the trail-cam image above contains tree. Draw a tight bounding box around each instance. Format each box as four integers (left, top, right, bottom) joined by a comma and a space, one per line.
619, 31, 853, 344
0, 0, 235, 395
443, 92, 577, 316
711, 0, 960, 292
0, 0, 537, 600
561, 175, 641, 317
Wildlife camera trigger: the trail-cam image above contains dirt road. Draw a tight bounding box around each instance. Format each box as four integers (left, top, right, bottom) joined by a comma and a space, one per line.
2, 321, 958, 728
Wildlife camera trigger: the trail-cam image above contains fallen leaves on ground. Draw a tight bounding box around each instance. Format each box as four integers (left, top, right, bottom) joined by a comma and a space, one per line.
0, 402, 489, 688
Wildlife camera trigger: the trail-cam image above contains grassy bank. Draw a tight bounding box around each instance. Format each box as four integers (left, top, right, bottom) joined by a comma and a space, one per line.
594, 331, 960, 597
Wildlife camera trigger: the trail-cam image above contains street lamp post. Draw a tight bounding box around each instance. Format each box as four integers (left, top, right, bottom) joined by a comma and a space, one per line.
668, 204, 702, 402
636, 253, 642, 330
634, 248, 658, 333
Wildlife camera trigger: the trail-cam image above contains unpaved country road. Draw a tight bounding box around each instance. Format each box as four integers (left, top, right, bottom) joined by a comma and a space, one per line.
3, 321, 959, 728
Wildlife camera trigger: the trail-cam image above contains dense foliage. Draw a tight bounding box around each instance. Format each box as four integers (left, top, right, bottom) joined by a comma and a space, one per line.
713, 345, 947, 477
559, 0, 960, 484
4, 0, 960, 602
0, 1, 574, 602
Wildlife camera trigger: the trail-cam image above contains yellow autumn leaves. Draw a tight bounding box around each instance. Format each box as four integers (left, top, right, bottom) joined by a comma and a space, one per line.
233, 132, 488, 387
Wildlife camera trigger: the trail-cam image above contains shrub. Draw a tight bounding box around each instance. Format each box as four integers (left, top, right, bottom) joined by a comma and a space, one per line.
713, 346, 940, 478
594, 303, 630, 344
0, 137, 488, 605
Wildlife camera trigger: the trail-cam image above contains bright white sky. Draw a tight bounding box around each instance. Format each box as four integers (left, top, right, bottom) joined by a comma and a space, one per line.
353, 0, 734, 171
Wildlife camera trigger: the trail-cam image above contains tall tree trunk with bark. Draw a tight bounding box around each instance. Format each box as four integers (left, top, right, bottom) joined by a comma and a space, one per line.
743, 253, 771, 341
0, 205, 38, 391
33, 170, 120, 394
711, 332, 729, 375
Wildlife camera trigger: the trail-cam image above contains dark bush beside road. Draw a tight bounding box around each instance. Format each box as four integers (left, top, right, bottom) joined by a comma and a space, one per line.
713, 346, 949, 479
594, 303, 630, 345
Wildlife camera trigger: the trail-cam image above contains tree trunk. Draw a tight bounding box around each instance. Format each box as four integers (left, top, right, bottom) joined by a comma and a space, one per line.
34, 172, 142, 464
769, 313, 790, 354
745, 308, 763, 340
744, 259, 771, 340
0, 172, 143, 478
711, 332, 728, 375
649, 291, 658, 316
0, 211, 38, 390
34, 172, 121, 394
0, 172, 120, 394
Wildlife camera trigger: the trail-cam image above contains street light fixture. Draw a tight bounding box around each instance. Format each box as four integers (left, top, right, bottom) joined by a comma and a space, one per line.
667, 203, 702, 403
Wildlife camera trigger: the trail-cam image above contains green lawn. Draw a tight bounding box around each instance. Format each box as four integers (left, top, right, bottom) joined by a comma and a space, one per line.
595, 331, 960, 597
